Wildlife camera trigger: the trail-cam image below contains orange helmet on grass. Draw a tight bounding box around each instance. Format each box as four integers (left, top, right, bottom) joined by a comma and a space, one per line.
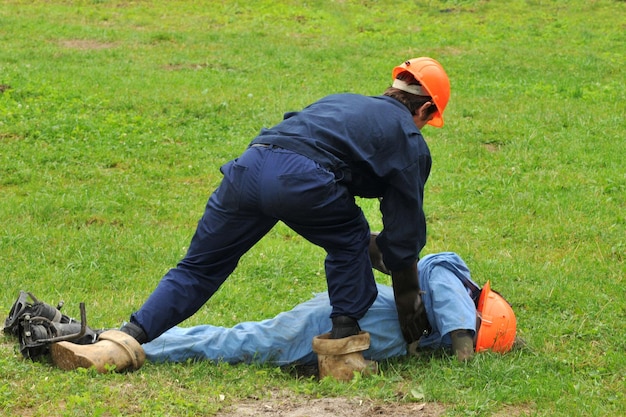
475, 281, 517, 353
392, 57, 450, 128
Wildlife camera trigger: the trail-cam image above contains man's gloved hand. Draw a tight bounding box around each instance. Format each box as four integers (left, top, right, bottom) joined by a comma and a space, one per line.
391, 263, 431, 344
369, 233, 390, 275
394, 290, 430, 343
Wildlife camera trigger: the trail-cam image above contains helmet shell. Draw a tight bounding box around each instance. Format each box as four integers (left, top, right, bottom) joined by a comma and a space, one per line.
475, 281, 517, 353
392, 57, 450, 128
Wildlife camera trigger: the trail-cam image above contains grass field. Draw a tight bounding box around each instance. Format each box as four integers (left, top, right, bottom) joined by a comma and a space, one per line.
1, 0, 624, 416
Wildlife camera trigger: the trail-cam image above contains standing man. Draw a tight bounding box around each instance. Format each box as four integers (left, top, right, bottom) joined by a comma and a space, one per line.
53, 57, 451, 371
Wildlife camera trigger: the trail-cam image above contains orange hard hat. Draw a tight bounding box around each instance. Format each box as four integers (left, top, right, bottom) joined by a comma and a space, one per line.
475, 281, 517, 353
392, 57, 450, 128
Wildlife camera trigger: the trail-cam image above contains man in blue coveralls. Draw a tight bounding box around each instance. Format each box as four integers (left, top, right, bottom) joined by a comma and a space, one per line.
51, 57, 452, 371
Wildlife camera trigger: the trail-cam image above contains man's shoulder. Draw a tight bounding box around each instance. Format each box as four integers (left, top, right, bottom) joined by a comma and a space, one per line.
319, 93, 396, 105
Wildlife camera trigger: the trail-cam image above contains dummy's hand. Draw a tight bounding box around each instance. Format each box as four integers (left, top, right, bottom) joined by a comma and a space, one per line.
450, 330, 474, 362
369, 233, 390, 275
395, 290, 430, 344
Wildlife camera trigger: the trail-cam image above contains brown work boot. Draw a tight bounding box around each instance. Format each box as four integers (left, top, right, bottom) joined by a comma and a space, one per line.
50, 330, 145, 373
312, 331, 378, 381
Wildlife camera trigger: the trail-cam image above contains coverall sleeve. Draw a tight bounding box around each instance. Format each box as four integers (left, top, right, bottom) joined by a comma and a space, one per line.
376, 155, 431, 271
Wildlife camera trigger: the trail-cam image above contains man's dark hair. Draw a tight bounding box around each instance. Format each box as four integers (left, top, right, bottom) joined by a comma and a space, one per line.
383, 71, 437, 117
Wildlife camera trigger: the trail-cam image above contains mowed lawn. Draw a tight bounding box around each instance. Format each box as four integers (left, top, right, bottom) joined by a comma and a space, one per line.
0, 1, 624, 416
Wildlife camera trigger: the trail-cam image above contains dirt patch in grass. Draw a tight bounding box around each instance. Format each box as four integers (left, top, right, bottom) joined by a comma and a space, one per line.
59, 39, 117, 50
216, 395, 535, 417
216, 397, 447, 417
163, 63, 209, 71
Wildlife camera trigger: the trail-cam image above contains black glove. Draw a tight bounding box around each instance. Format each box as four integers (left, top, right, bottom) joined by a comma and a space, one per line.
391, 264, 431, 344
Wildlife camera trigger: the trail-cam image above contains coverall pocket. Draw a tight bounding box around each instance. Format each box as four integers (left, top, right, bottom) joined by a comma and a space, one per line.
215, 160, 248, 210
275, 166, 337, 214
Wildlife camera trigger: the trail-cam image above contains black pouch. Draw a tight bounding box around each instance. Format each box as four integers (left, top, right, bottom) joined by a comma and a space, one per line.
4, 291, 99, 359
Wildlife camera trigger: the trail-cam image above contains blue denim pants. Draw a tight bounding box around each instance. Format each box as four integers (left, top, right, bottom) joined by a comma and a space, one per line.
132, 145, 378, 341
142, 252, 479, 365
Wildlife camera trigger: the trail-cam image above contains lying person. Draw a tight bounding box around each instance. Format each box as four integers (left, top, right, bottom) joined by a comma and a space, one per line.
142, 252, 517, 369
5, 251, 516, 378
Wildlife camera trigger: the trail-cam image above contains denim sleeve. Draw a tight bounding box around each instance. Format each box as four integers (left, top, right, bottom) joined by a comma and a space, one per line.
418, 264, 477, 350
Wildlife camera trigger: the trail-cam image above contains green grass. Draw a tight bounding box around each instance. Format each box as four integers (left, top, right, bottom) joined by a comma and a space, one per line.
1, 0, 625, 415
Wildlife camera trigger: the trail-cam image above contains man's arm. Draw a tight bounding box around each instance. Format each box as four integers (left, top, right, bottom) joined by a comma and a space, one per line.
391, 263, 430, 344
369, 233, 430, 344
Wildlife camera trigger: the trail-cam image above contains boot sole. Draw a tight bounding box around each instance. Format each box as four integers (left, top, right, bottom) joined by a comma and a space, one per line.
50, 342, 97, 371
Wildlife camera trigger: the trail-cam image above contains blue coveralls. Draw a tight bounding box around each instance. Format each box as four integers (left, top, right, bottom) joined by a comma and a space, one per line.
131, 93, 432, 341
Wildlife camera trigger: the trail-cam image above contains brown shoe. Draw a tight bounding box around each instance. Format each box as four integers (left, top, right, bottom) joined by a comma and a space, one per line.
312, 331, 378, 381
50, 330, 145, 373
